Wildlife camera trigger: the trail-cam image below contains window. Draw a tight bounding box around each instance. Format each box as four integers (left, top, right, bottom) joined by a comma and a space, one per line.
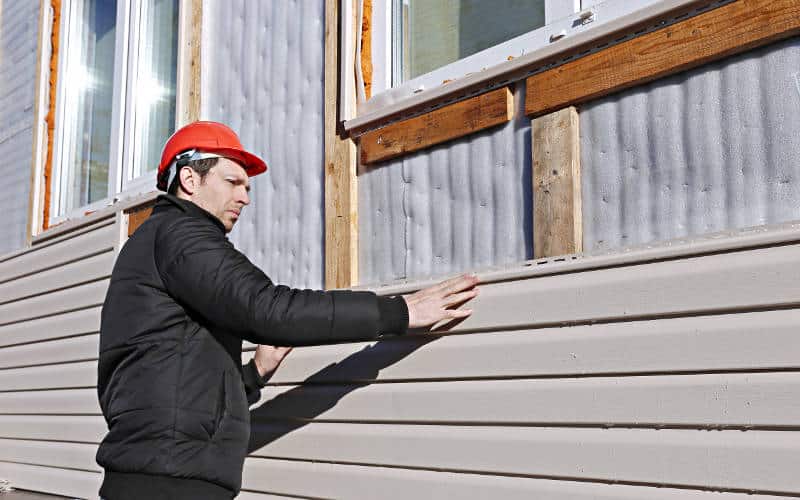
350, 0, 671, 130
51, 0, 179, 221
394, 1, 548, 84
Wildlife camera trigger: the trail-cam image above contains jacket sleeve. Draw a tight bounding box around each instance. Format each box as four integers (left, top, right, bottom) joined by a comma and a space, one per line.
154, 217, 408, 346
241, 359, 271, 405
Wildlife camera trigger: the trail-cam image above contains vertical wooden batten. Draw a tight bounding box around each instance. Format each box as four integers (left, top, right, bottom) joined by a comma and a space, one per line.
177, 0, 202, 125
532, 107, 582, 258
325, 0, 359, 289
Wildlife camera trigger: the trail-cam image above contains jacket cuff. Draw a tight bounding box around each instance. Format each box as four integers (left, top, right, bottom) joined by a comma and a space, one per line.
376, 295, 409, 335
243, 357, 274, 389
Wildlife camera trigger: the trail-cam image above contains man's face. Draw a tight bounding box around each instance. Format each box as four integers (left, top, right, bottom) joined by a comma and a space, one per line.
191, 158, 251, 233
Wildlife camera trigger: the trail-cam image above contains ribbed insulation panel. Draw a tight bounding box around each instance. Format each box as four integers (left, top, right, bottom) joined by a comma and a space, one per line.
202, 0, 326, 289
359, 81, 533, 286
581, 37, 800, 252
0, 1, 39, 256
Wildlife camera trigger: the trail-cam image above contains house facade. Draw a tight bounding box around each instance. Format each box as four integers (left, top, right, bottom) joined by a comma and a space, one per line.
1, 0, 799, 498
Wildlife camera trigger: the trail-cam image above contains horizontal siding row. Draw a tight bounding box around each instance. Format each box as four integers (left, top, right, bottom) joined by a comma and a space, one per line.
0, 219, 112, 498
6, 368, 800, 426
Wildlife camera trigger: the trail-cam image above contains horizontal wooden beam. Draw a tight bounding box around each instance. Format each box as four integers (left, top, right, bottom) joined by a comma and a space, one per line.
359, 87, 514, 164
526, 0, 800, 117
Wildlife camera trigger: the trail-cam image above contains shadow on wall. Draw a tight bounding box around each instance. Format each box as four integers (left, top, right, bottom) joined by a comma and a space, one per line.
247, 333, 439, 453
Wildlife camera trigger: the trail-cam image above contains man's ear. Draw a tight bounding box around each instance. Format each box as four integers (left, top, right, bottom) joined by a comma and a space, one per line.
178, 166, 196, 195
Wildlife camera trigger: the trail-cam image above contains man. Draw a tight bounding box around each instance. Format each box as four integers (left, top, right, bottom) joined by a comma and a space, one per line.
96, 121, 479, 499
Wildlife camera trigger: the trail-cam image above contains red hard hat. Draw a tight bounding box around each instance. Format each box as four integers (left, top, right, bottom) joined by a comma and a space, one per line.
157, 121, 267, 190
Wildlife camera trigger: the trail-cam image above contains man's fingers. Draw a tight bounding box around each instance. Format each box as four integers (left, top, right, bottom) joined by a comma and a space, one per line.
443, 289, 478, 307
447, 308, 472, 319
435, 274, 479, 297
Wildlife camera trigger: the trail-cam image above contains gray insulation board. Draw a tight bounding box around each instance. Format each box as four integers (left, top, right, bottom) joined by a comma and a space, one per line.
0, 1, 39, 256
581, 37, 800, 252
359, 81, 533, 286
202, 0, 326, 289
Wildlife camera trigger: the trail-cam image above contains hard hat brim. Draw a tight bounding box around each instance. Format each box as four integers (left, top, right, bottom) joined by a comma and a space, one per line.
208, 147, 268, 177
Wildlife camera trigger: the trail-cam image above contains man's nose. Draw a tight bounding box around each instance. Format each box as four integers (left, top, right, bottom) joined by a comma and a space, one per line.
239, 187, 251, 206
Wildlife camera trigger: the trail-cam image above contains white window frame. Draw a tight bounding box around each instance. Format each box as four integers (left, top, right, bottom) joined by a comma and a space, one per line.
345, 0, 706, 132
49, 0, 180, 225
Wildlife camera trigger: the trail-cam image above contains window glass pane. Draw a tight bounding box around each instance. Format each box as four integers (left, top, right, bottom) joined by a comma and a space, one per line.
396, 0, 546, 82
57, 0, 117, 214
129, 0, 178, 180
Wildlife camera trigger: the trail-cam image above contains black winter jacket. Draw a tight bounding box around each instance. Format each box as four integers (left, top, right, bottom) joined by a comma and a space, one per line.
96, 195, 407, 499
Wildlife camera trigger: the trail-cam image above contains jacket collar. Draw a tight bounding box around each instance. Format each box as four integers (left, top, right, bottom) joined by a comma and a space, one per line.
152, 194, 227, 233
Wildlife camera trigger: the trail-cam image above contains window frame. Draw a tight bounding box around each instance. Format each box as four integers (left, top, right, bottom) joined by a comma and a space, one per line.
49, 0, 179, 226
346, 0, 690, 132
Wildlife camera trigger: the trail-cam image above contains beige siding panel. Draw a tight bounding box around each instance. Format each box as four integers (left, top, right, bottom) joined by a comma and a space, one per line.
253, 371, 800, 427
0, 222, 115, 282
248, 424, 800, 493
0, 251, 114, 304
0, 461, 101, 499
0, 388, 100, 414
448, 244, 800, 332
0, 415, 105, 442
237, 492, 315, 500
242, 457, 790, 500
0, 439, 100, 472
245, 309, 800, 384
0, 360, 97, 390
0, 307, 100, 347
0, 279, 108, 325
0, 334, 98, 368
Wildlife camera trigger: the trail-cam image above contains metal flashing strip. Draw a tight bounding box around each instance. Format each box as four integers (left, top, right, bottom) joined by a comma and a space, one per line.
361, 220, 800, 295
345, 0, 732, 136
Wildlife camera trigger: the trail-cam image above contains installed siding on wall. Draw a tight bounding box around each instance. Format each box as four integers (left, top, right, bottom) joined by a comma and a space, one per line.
0, 218, 115, 498
359, 81, 532, 286
0, 0, 40, 255
581, 37, 800, 252
243, 225, 800, 499
203, 0, 326, 289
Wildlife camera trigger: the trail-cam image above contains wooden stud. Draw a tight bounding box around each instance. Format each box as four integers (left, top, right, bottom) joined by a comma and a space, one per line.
532, 107, 582, 258
359, 87, 514, 164
177, 0, 202, 125
324, 0, 359, 289
526, 0, 800, 117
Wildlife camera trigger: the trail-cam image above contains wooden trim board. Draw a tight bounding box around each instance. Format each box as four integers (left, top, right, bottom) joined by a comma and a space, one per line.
532, 107, 582, 258
525, 0, 800, 117
359, 87, 514, 164
324, 0, 359, 289
125, 201, 156, 237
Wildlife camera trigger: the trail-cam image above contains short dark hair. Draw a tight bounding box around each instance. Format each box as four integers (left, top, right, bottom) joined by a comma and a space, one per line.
167, 157, 220, 195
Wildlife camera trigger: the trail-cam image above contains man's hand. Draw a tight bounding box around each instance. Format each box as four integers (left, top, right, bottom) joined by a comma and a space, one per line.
404, 274, 479, 329
253, 345, 293, 377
